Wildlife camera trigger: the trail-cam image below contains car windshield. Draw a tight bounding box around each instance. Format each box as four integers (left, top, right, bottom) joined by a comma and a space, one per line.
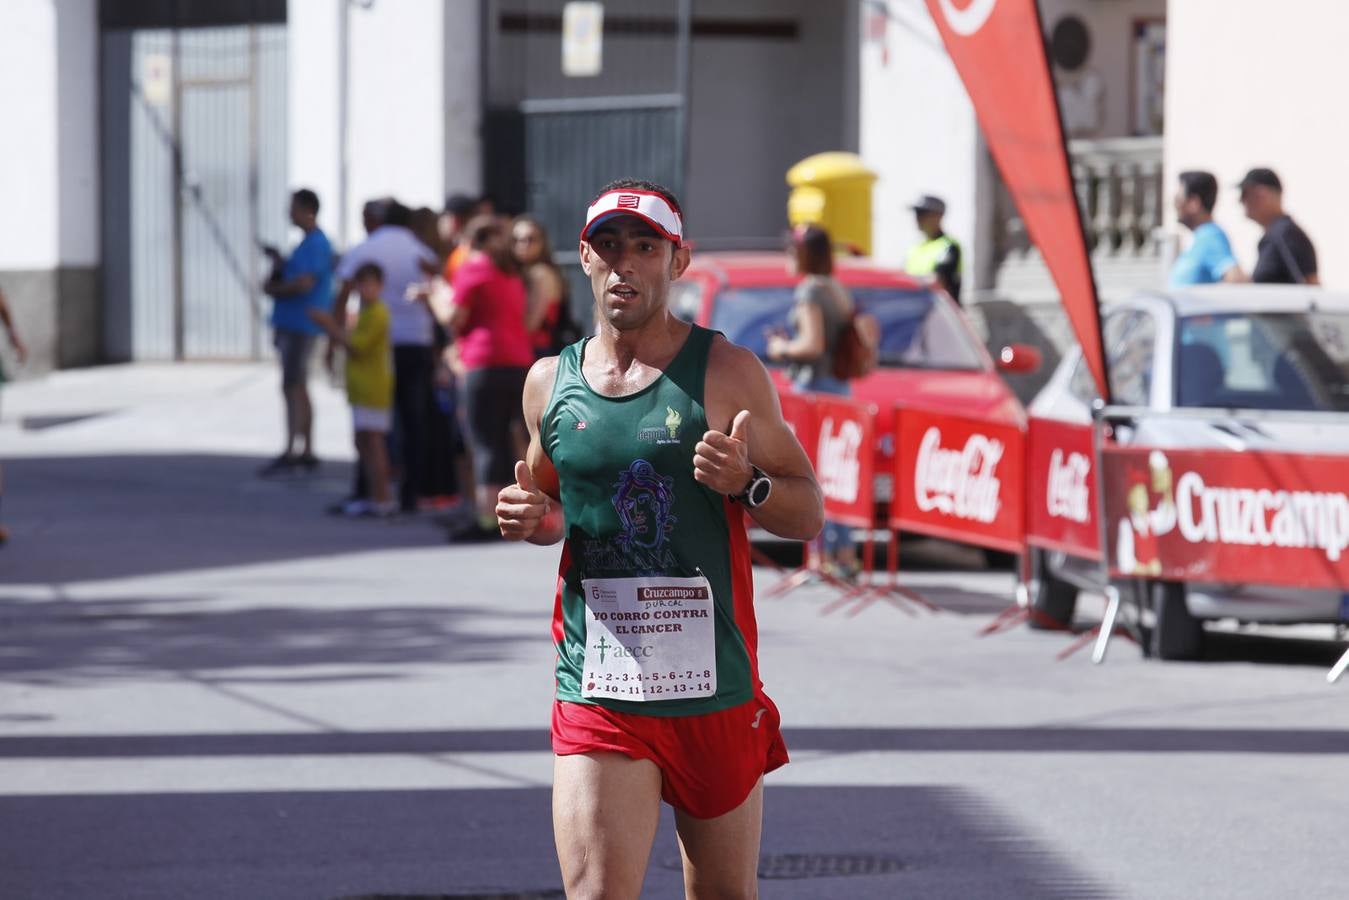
1176, 311, 1349, 411
707, 285, 986, 371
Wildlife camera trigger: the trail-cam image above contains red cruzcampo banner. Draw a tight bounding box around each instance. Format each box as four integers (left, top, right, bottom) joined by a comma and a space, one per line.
891, 407, 1025, 553
1025, 417, 1101, 560
924, 0, 1108, 399
813, 395, 875, 528
1102, 446, 1349, 589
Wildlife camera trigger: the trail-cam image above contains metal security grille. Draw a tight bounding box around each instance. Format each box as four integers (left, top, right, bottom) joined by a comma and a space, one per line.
522, 98, 681, 252
103, 23, 288, 361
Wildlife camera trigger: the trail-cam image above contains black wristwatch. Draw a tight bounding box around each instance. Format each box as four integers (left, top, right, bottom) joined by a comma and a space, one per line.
732, 465, 773, 509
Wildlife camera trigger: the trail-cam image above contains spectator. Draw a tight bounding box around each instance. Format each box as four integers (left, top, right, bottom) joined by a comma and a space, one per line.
448, 216, 534, 541
0, 282, 28, 545
310, 264, 396, 518
260, 188, 332, 477
410, 206, 446, 262
1170, 170, 1241, 287
441, 193, 481, 284
766, 223, 859, 577
1239, 167, 1319, 285
904, 194, 963, 303
512, 215, 578, 356
331, 199, 439, 513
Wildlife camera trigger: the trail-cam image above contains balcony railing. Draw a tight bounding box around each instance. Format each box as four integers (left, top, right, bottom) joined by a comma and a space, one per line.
996, 135, 1165, 261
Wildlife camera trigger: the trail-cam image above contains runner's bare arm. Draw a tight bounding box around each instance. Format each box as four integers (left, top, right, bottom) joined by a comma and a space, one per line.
698, 337, 823, 541
496, 356, 565, 545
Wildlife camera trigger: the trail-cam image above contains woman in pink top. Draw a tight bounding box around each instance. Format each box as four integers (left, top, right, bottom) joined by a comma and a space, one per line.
449, 216, 534, 540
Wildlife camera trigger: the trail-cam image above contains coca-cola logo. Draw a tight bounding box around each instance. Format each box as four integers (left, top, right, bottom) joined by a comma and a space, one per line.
1047, 449, 1091, 524
914, 427, 1003, 523
817, 416, 863, 504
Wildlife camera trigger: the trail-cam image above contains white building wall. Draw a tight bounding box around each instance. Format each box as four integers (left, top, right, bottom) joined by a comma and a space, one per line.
0, 0, 98, 270
1165, 0, 1348, 287
289, 0, 480, 251
859, 3, 980, 276
0, 2, 60, 270
288, 1, 344, 243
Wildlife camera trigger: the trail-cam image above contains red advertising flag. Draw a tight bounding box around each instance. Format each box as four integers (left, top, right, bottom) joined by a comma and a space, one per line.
1101, 446, 1349, 590
1025, 417, 1101, 560
924, 0, 1108, 398
891, 406, 1025, 553
813, 395, 875, 529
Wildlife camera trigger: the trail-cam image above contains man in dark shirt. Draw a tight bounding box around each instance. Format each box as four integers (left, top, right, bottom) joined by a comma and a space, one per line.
1238, 168, 1319, 285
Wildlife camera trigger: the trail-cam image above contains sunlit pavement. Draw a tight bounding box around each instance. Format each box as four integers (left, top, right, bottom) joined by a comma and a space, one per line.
0, 364, 1345, 899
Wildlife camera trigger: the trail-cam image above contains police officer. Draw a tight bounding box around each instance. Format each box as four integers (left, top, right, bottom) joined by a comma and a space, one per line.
904, 194, 963, 304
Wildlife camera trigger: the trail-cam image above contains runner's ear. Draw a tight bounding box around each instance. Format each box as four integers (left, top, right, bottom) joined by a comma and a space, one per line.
670, 244, 691, 280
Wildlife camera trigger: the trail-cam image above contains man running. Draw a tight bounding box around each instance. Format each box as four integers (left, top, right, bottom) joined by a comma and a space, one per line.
496, 179, 823, 899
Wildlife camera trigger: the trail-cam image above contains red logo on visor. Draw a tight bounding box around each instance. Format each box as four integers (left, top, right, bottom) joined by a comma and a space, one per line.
616, 194, 640, 209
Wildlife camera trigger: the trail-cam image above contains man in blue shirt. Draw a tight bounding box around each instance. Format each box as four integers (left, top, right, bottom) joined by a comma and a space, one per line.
261, 188, 333, 476
1169, 170, 1241, 287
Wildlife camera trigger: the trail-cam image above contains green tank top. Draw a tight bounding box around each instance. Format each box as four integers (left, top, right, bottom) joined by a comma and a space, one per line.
541, 325, 759, 716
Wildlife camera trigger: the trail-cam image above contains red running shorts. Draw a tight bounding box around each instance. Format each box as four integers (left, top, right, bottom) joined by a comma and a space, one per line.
552, 694, 789, 820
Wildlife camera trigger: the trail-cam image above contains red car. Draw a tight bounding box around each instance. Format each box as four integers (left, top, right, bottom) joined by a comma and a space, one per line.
672, 251, 1035, 517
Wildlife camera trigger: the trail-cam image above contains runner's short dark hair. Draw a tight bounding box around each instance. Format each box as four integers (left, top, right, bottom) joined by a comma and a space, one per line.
593, 178, 684, 219
292, 188, 320, 215
353, 262, 384, 283
1178, 171, 1218, 213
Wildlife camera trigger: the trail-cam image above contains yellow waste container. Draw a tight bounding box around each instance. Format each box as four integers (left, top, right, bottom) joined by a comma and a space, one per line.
786, 152, 878, 256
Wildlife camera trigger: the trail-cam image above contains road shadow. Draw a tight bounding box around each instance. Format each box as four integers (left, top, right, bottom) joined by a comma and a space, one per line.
0, 785, 1112, 900
0, 593, 544, 686
2, 725, 1344, 759
0, 453, 449, 584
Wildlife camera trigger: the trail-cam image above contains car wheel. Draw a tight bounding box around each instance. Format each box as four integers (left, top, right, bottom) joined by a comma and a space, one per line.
1150, 580, 1204, 661
1028, 548, 1077, 631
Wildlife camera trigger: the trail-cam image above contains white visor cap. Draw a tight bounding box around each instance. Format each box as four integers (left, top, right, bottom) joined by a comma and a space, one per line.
581, 189, 684, 246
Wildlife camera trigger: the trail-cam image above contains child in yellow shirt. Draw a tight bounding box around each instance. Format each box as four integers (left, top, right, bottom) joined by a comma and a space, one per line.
311, 263, 395, 517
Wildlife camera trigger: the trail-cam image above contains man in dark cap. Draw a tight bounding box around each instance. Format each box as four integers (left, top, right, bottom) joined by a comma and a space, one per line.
1238, 168, 1318, 285
904, 194, 963, 303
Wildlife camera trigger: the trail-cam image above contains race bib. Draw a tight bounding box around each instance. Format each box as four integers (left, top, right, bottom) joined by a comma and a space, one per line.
581, 574, 716, 702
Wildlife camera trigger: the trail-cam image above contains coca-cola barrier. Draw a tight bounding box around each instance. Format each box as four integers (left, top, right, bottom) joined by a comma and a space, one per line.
779, 393, 1027, 550
811, 395, 877, 528
890, 408, 1025, 555
1024, 418, 1101, 560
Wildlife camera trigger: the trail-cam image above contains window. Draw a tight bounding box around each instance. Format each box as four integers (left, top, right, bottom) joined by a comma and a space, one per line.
1176, 312, 1349, 411
707, 285, 985, 371
1103, 310, 1156, 406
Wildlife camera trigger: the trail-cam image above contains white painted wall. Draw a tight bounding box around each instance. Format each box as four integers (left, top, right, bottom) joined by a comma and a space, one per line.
0, 0, 97, 270
1165, 0, 1348, 287
287, 0, 343, 243
289, 0, 481, 251
859, 2, 980, 274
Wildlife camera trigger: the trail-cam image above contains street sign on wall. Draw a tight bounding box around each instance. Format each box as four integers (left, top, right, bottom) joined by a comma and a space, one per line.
562, 2, 604, 77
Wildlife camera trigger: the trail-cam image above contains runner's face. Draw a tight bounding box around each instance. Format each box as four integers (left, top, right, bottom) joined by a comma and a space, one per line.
580, 216, 690, 331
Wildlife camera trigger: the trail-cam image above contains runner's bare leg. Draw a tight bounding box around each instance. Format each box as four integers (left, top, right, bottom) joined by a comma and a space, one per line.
674, 778, 763, 900
554, 752, 663, 899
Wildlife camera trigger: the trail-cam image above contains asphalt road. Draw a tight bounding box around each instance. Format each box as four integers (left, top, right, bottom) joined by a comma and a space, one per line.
0, 364, 1345, 900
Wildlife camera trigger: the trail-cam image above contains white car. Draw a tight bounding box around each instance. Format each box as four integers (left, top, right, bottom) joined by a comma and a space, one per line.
1029, 285, 1349, 659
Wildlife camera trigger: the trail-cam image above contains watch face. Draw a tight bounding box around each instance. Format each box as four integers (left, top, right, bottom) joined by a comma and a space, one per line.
749, 477, 772, 507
